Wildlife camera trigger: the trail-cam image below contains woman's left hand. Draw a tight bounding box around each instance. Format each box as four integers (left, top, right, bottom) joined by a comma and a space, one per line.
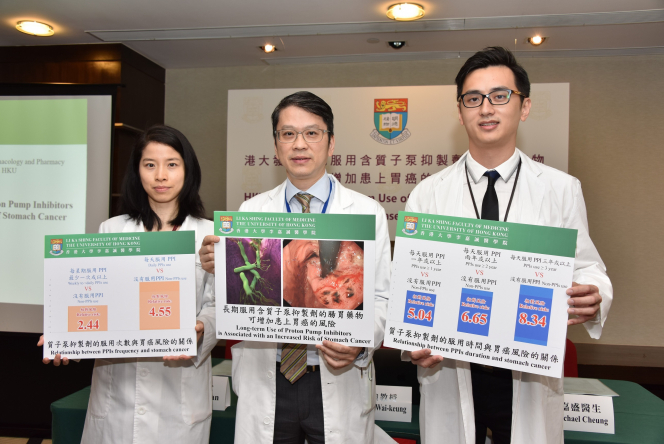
163, 321, 204, 361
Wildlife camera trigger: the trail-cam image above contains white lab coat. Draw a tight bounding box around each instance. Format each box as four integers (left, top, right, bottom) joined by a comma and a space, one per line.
81, 215, 218, 444
405, 150, 613, 444
231, 174, 391, 444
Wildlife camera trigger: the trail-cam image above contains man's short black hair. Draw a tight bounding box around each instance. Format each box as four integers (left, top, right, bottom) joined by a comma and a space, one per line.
271, 91, 334, 143
455, 47, 530, 102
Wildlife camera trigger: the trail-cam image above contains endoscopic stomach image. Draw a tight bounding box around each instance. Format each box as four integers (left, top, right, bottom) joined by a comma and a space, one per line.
282, 239, 364, 310
225, 238, 281, 306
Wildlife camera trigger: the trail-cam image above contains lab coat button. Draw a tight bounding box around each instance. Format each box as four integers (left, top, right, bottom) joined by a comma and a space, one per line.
140, 369, 149, 377
263, 417, 271, 425
137, 407, 146, 415
267, 370, 274, 379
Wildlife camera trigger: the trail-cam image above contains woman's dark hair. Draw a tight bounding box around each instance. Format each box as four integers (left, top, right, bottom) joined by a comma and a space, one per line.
120, 125, 205, 231
455, 46, 530, 101
271, 91, 334, 144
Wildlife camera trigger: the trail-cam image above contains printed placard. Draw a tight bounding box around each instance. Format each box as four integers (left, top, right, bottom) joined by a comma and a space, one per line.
375, 385, 413, 422
43, 231, 197, 359
384, 212, 577, 378
214, 211, 376, 346
563, 394, 615, 434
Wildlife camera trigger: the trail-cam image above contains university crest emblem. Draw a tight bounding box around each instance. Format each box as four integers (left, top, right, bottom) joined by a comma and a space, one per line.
50, 238, 63, 256
402, 216, 418, 236
220, 216, 234, 234
370, 98, 411, 145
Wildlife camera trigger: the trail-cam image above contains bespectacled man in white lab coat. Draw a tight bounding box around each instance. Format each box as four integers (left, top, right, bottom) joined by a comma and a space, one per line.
199, 91, 394, 444
403, 47, 613, 444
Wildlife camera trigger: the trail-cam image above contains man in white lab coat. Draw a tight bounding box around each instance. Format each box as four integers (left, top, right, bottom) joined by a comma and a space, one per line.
404, 47, 613, 444
200, 91, 391, 443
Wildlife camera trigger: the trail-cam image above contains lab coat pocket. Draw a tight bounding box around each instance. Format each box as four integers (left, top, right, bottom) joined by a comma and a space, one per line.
418, 362, 442, 385
87, 359, 114, 418
181, 360, 212, 425
231, 342, 244, 396
361, 361, 376, 414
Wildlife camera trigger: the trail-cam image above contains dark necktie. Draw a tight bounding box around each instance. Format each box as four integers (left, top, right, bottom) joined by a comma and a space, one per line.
481, 170, 501, 221
280, 193, 314, 383
476, 172, 500, 378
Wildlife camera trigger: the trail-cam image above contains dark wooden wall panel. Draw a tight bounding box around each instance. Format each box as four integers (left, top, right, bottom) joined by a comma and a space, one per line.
0, 44, 123, 63
118, 62, 165, 128
120, 45, 165, 83
111, 126, 142, 216
0, 43, 165, 438
0, 61, 122, 84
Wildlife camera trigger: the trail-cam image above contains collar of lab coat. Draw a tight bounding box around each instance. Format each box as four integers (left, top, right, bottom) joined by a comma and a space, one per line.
465, 149, 521, 184
430, 148, 546, 225
261, 173, 353, 214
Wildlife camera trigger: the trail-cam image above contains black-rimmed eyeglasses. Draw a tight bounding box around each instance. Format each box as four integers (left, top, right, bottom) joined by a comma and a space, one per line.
458, 89, 526, 108
275, 129, 331, 143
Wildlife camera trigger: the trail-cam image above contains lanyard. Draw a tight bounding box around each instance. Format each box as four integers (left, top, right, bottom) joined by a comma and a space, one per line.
465, 158, 522, 222
285, 178, 333, 214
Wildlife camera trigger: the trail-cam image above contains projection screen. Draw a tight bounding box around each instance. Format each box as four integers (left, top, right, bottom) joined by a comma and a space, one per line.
0, 94, 113, 333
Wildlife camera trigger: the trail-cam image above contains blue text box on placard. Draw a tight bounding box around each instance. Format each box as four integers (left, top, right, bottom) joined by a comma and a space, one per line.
457, 288, 493, 336
403, 290, 436, 327
514, 285, 553, 346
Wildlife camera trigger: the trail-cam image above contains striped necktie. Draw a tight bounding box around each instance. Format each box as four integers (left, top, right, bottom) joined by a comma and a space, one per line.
293, 192, 313, 213
280, 193, 314, 383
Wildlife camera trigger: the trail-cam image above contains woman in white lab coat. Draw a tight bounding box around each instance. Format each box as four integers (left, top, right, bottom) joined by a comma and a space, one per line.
40, 125, 217, 444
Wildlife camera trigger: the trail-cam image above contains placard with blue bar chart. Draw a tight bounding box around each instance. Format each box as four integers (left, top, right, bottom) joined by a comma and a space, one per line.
384, 212, 577, 378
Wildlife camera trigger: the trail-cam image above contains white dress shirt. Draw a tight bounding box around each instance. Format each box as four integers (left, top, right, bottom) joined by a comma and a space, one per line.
276, 173, 335, 365
463, 149, 521, 222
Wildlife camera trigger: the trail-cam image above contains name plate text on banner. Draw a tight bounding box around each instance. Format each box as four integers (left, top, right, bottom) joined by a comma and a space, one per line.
563, 394, 615, 434
43, 231, 197, 359
214, 212, 376, 346
384, 212, 577, 378
375, 385, 413, 422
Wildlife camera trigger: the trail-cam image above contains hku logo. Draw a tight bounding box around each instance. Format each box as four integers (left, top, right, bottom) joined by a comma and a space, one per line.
220, 216, 234, 234
370, 98, 411, 145
402, 216, 418, 236
50, 239, 63, 256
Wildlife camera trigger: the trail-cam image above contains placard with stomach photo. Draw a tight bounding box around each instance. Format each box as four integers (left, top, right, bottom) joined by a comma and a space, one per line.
225, 237, 281, 307
214, 211, 377, 345
282, 239, 364, 310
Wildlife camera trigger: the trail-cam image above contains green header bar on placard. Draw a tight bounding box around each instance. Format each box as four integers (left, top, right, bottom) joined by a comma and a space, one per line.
44, 231, 195, 258
214, 211, 376, 241
0, 99, 87, 145
395, 211, 577, 258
